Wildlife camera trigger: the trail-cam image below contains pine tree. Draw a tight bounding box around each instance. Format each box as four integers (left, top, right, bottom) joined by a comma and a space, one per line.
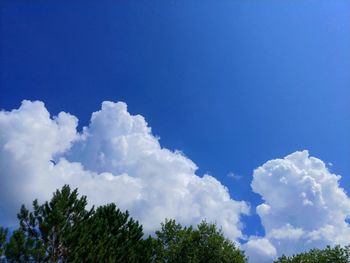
0, 227, 7, 257
6, 185, 91, 262
68, 203, 150, 263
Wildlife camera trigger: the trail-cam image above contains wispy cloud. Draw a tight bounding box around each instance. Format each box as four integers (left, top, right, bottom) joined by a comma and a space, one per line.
227, 171, 243, 181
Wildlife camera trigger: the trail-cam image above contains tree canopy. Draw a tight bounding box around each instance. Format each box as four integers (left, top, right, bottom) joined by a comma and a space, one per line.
1, 186, 148, 262
0, 185, 246, 263
274, 245, 350, 263
2, 185, 350, 262
0, 227, 7, 257
153, 219, 246, 263
68, 203, 149, 263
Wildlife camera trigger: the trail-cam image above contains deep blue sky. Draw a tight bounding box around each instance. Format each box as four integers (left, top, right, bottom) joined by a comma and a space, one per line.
1, 0, 349, 236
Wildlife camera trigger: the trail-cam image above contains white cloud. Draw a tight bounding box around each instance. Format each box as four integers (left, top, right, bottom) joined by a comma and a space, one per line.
0, 100, 249, 240
243, 237, 277, 263
4, 101, 350, 263
227, 171, 243, 181
0, 100, 79, 225
247, 150, 350, 262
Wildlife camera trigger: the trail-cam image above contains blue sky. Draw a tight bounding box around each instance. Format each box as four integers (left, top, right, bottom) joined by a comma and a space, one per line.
1, 1, 350, 261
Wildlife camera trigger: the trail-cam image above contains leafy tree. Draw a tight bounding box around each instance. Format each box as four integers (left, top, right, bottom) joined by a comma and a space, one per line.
152, 219, 247, 263
195, 221, 247, 263
274, 245, 350, 263
152, 219, 196, 262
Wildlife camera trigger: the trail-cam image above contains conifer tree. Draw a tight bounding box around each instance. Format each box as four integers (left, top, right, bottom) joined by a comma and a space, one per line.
0, 227, 7, 257
68, 203, 150, 263
5, 185, 91, 262
2, 185, 151, 263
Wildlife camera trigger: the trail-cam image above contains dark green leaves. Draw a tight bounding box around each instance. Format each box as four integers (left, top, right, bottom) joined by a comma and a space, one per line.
13, 185, 91, 262
2, 185, 148, 263
0, 227, 7, 256
68, 203, 147, 263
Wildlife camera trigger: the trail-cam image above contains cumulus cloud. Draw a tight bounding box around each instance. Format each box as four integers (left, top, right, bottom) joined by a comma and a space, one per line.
0, 100, 249, 240
247, 151, 350, 262
4, 100, 350, 263
243, 237, 277, 263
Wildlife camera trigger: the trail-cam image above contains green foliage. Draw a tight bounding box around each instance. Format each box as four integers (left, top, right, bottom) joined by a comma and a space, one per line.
68, 203, 149, 263
5, 185, 350, 263
195, 221, 247, 263
2, 185, 149, 263
5, 228, 46, 263
152, 219, 195, 262
0, 227, 7, 256
9, 185, 91, 262
274, 245, 350, 263
152, 219, 247, 263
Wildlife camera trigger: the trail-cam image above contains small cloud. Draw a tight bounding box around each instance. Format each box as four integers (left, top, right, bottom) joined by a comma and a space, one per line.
227, 172, 243, 180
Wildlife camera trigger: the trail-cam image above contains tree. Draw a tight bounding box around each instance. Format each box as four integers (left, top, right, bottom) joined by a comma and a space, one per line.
5, 228, 46, 263
1, 185, 246, 262
195, 221, 247, 263
5, 185, 91, 262
0, 227, 7, 257
152, 219, 247, 263
68, 203, 151, 263
3, 185, 151, 263
274, 245, 350, 263
152, 219, 196, 262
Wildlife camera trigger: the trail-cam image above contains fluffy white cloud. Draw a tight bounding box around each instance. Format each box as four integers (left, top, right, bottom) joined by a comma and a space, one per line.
243, 237, 277, 263
0, 100, 249, 240
247, 151, 350, 262
4, 100, 350, 262
0, 100, 79, 225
